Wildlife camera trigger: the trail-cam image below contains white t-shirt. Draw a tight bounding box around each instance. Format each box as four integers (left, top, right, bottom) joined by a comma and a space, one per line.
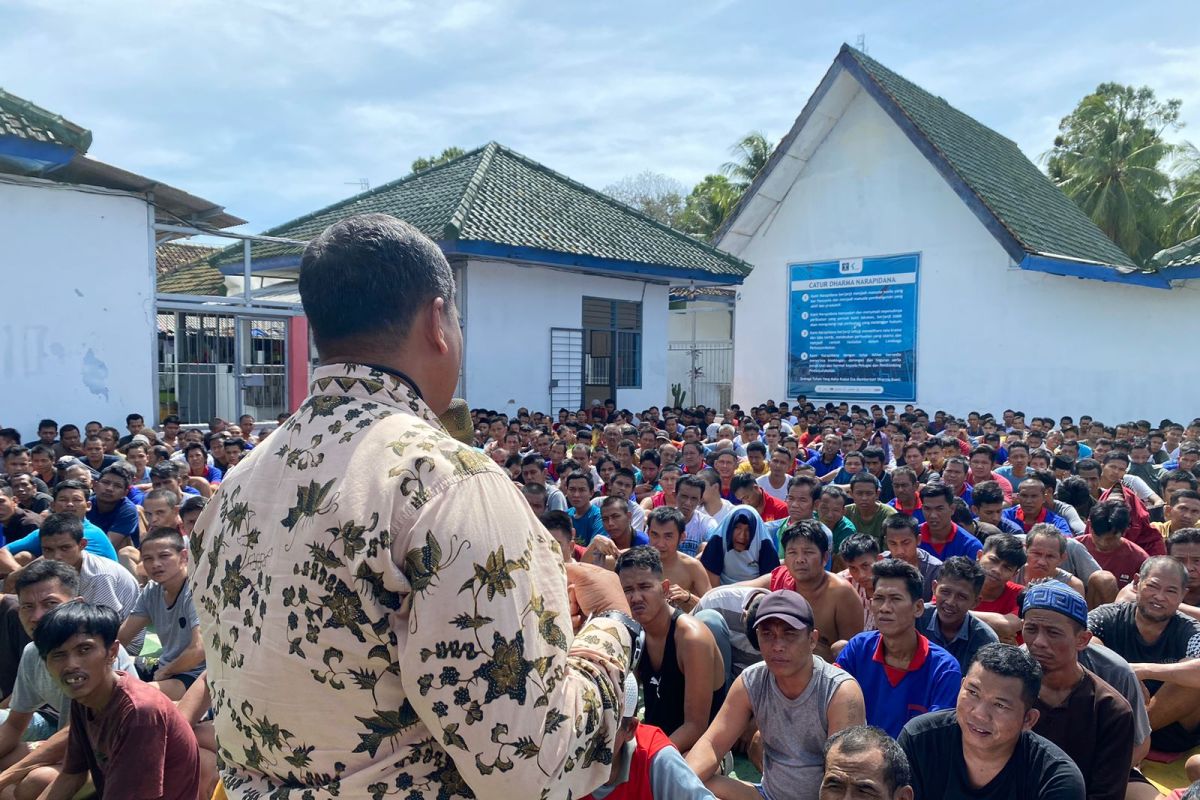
757, 473, 790, 502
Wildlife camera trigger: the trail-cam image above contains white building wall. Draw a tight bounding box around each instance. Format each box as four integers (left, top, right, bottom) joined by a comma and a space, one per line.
728, 85, 1200, 422
668, 301, 733, 341
462, 258, 669, 413
0, 178, 155, 434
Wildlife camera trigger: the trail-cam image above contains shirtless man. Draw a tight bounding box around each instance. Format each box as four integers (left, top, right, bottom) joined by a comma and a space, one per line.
741, 519, 864, 660
645, 506, 710, 613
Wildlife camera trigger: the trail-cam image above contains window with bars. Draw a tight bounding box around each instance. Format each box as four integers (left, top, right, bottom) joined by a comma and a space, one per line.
582, 297, 642, 389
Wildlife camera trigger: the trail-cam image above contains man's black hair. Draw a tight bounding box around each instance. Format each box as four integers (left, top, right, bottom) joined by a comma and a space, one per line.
564, 471, 595, 492
938, 556, 985, 595
848, 472, 880, 491
745, 441, 767, 456
34, 601, 120, 660
1168, 527, 1200, 551
639, 449, 662, 467
520, 453, 546, 471
1165, 470, 1200, 491
780, 518, 829, 555
539, 510, 574, 538
162, 415, 181, 426
183, 441, 207, 457
14, 558, 80, 597
918, 482, 955, 505
615, 545, 663, 577
969, 643, 1042, 709
647, 506, 685, 534
839, 533, 880, 562
610, 467, 637, 486
151, 461, 183, 480
40, 513, 84, 543
299, 214, 455, 349
1089, 498, 1131, 536
224, 437, 247, 452
125, 413, 144, 424
871, 558, 923, 601
882, 513, 919, 537
50, 480, 87, 500
142, 527, 187, 552
972, 480, 1005, 507
37, 419, 58, 431
729, 473, 759, 495
823, 725, 911, 792
98, 463, 132, 489
981, 532, 1027, 569
2, 445, 29, 460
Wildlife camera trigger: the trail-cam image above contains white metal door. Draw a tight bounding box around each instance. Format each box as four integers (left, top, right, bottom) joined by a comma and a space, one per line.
549, 328, 583, 411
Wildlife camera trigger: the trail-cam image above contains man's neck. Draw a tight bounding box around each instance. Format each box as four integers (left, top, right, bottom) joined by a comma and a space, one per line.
1040, 661, 1084, 695
882, 628, 919, 662
937, 612, 965, 640
703, 497, 722, 514
928, 523, 954, 543
856, 503, 878, 521
1135, 609, 1170, 642
96, 498, 117, 513
643, 604, 674, 638
980, 579, 1006, 602
772, 661, 816, 700
80, 673, 119, 712
794, 570, 829, 593
161, 569, 188, 599
897, 495, 917, 510
573, 503, 590, 516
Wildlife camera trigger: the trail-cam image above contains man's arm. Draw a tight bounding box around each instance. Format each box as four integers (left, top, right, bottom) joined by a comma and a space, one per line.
973, 611, 1022, 643
117, 614, 150, 650
0, 711, 30, 760
825, 678, 866, 735
831, 582, 866, 643
685, 674, 753, 781
155, 626, 205, 680
648, 746, 717, 800
34, 770, 86, 800
0, 725, 71, 791
667, 623, 720, 753
396, 471, 631, 799
1129, 660, 1200, 687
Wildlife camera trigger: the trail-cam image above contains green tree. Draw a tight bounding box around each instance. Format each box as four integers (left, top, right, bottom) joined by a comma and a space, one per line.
721, 131, 775, 190
680, 174, 740, 237
1167, 141, 1200, 243
603, 171, 688, 228
1047, 83, 1181, 265
411, 146, 466, 173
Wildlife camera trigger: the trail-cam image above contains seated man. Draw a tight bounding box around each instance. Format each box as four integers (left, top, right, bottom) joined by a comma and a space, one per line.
837, 534, 880, 631
846, 473, 897, 550
0, 481, 118, 579
1079, 499, 1150, 605
918, 483, 983, 561
687, 590, 865, 799
0, 485, 40, 546
565, 472, 606, 546
817, 485, 857, 558
836, 559, 962, 736
882, 515, 941, 602
700, 506, 779, 587
540, 510, 583, 563
1155, 489, 1200, 541
644, 507, 709, 613
731, 473, 788, 523
87, 464, 141, 551
117, 529, 205, 701
617, 547, 725, 753
920, 556, 999, 673
584, 674, 715, 800
898, 643, 1085, 798
599, 496, 650, 551
1003, 477, 1072, 536
1018, 524, 1087, 597
0, 560, 137, 800
744, 520, 863, 661
820, 725, 914, 800
38, 515, 139, 631
32, 601, 199, 800
1022, 583, 1134, 800
972, 533, 1027, 643
886, 467, 925, 524
1089, 556, 1200, 754
675, 476, 718, 558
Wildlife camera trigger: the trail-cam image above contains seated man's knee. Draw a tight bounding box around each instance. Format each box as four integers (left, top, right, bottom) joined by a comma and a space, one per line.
1087, 571, 1118, 607
14, 766, 59, 800
831, 639, 848, 660
12, 553, 32, 566
1187, 753, 1200, 782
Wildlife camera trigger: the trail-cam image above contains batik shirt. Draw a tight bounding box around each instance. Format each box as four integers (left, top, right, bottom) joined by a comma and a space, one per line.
191, 364, 630, 800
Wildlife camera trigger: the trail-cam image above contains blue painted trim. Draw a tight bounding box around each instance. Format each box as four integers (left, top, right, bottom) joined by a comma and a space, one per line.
838, 53, 1029, 265
1161, 264, 1200, 280
0, 136, 76, 173
441, 240, 745, 285
1018, 255, 1171, 290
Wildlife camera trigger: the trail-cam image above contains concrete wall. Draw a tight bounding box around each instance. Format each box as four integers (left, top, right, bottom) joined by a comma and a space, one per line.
0, 178, 155, 434
462, 258, 669, 413
727, 84, 1200, 422
668, 301, 733, 341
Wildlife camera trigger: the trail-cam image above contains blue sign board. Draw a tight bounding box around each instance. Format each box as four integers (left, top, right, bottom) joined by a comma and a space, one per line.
787, 253, 919, 402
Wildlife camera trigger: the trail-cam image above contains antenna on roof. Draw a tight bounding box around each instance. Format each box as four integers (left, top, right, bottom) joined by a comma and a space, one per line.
345, 179, 370, 192
855, 34, 867, 54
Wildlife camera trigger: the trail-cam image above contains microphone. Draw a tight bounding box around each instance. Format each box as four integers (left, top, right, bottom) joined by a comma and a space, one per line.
438, 398, 475, 445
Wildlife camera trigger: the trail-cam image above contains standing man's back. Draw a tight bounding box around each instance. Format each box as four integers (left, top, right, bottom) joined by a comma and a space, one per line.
191, 214, 636, 799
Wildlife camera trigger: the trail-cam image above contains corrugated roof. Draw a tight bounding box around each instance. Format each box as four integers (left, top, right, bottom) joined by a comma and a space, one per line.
156, 242, 226, 296
222, 142, 751, 280
0, 87, 92, 153
1154, 235, 1200, 269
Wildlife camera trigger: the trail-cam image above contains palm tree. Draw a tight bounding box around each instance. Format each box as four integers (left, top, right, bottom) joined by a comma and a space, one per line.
1167, 141, 1200, 243
721, 131, 775, 190
681, 174, 740, 238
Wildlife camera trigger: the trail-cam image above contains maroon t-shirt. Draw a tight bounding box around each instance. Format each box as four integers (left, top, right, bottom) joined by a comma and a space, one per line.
64, 671, 199, 800
1077, 534, 1150, 588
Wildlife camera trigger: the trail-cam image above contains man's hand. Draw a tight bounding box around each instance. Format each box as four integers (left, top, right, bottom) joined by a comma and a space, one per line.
153, 666, 174, 683
581, 536, 619, 568
666, 583, 694, 610
565, 561, 630, 632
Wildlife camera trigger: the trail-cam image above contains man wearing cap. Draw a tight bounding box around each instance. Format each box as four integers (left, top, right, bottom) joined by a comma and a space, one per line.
688, 589, 865, 800
1022, 582, 1134, 800
581, 675, 715, 800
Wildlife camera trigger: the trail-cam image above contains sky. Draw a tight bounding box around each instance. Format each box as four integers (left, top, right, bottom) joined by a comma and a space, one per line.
3, 0, 1199, 237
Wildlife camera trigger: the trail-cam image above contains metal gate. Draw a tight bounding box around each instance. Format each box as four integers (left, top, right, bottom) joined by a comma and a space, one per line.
157, 310, 289, 425
549, 328, 583, 411
668, 340, 733, 410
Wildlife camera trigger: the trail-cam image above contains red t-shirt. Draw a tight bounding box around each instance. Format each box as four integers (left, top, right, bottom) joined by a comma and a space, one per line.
769, 564, 796, 591
1077, 534, 1150, 588
759, 493, 789, 522
582, 723, 676, 800
65, 671, 199, 800
974, 581, 1024, 616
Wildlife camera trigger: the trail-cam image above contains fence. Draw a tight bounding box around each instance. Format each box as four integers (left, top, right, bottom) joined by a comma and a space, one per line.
667, 340, 733, 410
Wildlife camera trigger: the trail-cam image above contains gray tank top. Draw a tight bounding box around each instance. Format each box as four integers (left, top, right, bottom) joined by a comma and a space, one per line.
742, 655, 852, 800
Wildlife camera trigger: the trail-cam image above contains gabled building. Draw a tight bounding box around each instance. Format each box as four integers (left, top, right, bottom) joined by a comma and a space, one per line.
222, 142, 751, 413
716, 45, 1199, 421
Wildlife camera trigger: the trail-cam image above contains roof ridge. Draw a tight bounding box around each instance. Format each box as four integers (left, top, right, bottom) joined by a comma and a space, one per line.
492, 143, 750, 274
252, 143, 492, 241
443, 142, 499, 239
0, 87, 93, 153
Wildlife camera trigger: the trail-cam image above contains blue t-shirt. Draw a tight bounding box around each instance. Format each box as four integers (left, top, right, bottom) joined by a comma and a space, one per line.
86, 497, 140, 541
835, 630, 962, 737
805, 453, 843, 478
919, 523, 982, 561
6, 519, 120, 561
568, 504, 606, 546
1000, 507, 1071, 536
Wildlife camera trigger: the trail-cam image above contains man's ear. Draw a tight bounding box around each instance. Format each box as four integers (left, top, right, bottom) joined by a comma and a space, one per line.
1021, 707, 1040, 731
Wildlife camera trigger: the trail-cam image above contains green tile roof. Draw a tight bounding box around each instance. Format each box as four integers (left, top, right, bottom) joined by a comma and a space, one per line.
1154, 235, 1200, 269
224, 142, 750, 280
0, 88, 92, 153
840, 46, 1135, 269
156, 242, 226, 296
